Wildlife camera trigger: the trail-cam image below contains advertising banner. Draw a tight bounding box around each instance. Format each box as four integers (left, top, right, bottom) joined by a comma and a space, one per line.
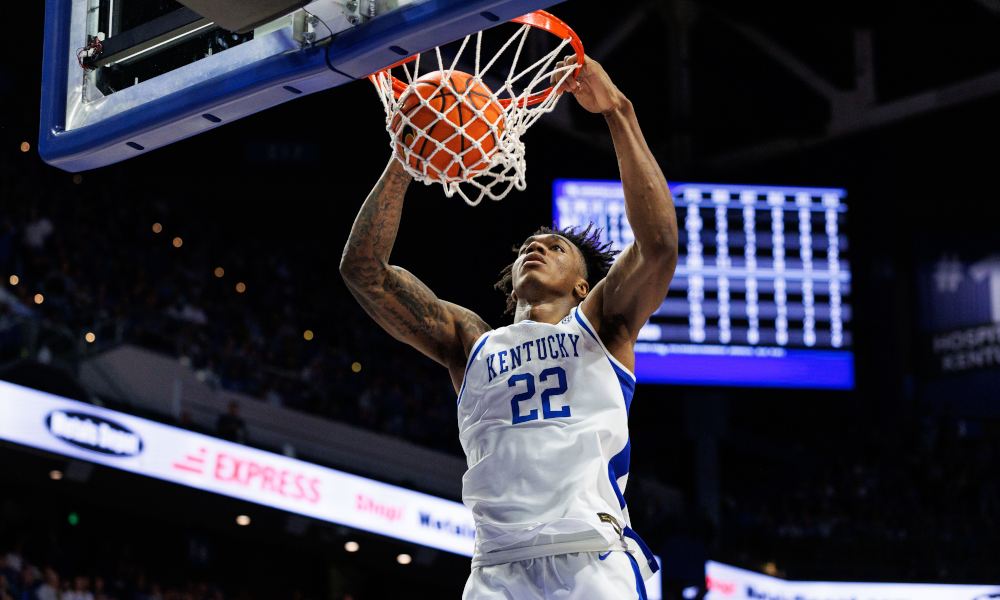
0, 381, 476, 556
915, 235, 1000, 413
705, 561, 1000, 600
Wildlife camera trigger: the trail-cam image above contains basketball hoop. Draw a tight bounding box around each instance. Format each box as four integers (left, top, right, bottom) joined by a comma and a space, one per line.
369, 11, 584, 206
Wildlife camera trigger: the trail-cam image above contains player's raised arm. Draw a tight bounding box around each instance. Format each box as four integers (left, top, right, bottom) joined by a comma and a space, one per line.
556, 56, 679, 362
339, 159, 490, 388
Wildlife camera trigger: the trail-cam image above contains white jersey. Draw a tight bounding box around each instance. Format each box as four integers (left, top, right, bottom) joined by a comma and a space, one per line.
457, 306, 660, 580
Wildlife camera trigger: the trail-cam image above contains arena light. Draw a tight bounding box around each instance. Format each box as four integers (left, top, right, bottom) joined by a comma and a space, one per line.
344, 541, 359, 553
236, 515, 251, 526
303, 330, 314, 341
67, 512, 79, 526
236, 282, 246, 293
49, 470, 63, 480
173, 237, 183, 248
73, 174, 83, 184
20, 142, 30, 152
34, 294, 44, 304
9, 275, 17, 285
152, 223, 162, 233
351, 362, 362, 373
214, 267, 224, 278
85, 333, 96, 343
396, 553, 412, 565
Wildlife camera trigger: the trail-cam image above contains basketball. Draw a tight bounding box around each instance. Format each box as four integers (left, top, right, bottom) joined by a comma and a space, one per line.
391, 70, 504, 181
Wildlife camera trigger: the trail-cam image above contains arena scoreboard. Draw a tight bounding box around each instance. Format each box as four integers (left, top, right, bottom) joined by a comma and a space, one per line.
553, 180, 854, 389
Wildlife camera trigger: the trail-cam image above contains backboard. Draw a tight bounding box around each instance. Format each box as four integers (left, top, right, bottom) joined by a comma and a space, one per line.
39, 0, 564, 172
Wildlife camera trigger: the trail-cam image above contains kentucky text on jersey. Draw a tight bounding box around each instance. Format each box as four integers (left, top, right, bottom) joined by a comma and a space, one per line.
485, 333, 582, 382
457, 307, 660, 581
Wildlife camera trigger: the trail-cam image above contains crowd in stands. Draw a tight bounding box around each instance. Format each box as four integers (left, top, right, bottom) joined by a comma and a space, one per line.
721, 409, 1000, 582
0, 494, 336, 600
0, 150, 463, 456
0, 540, 227, 600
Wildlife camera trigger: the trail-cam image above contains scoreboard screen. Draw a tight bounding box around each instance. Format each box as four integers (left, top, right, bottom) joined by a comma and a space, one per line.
553, 180, 854, 389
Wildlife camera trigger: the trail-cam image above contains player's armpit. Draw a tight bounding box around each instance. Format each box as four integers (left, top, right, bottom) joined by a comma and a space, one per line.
583, 239, 677, 352
345, 265, 490, 370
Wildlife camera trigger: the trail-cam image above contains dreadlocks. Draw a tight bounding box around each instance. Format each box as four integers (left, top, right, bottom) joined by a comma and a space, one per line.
495, 224, 620, 315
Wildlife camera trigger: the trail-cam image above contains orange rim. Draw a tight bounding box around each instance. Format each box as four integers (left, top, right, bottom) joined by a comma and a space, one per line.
367, 10, 585, 108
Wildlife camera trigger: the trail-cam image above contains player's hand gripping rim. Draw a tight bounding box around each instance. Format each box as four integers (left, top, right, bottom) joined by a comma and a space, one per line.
551, 54, 626, 117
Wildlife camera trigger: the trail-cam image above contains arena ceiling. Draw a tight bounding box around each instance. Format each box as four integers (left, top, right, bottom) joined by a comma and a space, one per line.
546, 0, 1000, 171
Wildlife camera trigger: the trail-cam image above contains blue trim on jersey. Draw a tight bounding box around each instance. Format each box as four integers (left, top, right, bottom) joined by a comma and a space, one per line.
608, 463, 627, 510
573, 308, 637, 408
626, 552, 649, 600
624, 526, 660, 575
610, 438, 631, 482
610, 360, 636, 415
458, 335, 491, 406
573, 308, 600, 343
576, 308, 635, 481
576, 307, 655, 578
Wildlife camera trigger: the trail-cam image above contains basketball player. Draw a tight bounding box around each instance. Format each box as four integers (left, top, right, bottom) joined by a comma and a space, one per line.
340, 54, 677, 599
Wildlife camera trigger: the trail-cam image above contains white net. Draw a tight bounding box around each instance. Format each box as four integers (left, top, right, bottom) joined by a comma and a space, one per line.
370, 17, 581, 206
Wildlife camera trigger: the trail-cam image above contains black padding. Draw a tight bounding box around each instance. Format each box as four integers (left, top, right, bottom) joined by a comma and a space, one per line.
176, 0, 313, 34
91, 8, 212, 68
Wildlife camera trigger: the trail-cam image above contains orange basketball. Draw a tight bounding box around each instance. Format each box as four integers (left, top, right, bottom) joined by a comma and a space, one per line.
391, 70, 504, 181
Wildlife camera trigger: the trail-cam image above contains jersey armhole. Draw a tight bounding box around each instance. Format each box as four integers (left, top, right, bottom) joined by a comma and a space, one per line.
573, 307, 637, 382
457, 331, 492, 406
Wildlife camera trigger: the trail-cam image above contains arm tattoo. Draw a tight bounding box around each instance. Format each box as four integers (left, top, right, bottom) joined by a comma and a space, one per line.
340, 161, 490, 367
340, 164, 412, 282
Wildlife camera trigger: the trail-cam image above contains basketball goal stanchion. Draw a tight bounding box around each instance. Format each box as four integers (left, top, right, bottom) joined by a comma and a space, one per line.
369, 11, 585, 206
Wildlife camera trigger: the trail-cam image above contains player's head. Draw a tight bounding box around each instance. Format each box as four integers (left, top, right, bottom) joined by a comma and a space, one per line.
495, 224, 618, 314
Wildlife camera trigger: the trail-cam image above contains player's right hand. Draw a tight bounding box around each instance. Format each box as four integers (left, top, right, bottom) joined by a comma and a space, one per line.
551, 55, 625, 117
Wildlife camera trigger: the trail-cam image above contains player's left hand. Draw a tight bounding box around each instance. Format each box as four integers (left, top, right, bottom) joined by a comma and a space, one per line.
551, 54, 625, 116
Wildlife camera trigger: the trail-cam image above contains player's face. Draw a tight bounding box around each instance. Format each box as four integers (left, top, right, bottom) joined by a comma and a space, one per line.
511, 235, 587, 302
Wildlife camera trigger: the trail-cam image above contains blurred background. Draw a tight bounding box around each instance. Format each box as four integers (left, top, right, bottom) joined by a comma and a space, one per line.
2, 0, 1000, 599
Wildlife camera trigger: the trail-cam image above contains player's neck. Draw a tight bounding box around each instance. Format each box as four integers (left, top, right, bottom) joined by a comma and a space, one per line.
513, 297, 579, 325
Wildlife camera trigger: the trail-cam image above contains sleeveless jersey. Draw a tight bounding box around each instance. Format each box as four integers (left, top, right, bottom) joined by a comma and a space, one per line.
457, 306, 660, 580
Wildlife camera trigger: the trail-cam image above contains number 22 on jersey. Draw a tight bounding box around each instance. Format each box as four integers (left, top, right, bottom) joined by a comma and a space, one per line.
508, 367, 570, 424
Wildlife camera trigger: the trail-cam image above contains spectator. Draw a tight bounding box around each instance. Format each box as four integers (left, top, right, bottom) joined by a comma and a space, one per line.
64, 576, 95, 600
2, 543, 23, 574
23, 209, 53, 250
93, 576, 108, 600
215, 402, 247, 444
178, 411, 196, 432
20, 566, 41, 600
35, 567, 60, 600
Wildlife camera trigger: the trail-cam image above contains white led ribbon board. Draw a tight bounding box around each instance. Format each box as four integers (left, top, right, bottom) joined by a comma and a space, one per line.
706, 561, 1000, 600
0, 380, 475, 556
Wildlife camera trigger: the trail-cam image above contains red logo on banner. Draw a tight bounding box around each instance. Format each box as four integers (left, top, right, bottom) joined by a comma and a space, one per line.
356, 494, 404, 522
173, 448, 207, 474
706, 576, 736, 596
213, 452, 321, 503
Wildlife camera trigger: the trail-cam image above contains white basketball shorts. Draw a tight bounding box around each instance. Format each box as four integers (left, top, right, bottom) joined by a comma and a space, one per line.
462, 551, 648, 600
